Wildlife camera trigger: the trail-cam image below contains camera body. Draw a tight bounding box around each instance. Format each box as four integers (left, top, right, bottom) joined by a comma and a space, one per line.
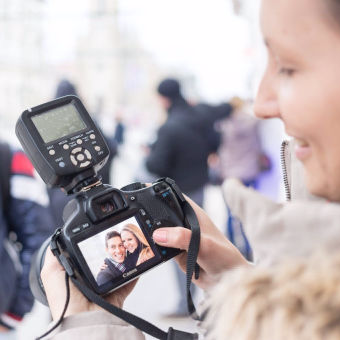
52, 178, 185, 295
16, 96, 191, 302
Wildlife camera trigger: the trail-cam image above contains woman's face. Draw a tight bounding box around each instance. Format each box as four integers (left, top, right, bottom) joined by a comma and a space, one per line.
121, 230, 138, 253
255, 0, 340, 201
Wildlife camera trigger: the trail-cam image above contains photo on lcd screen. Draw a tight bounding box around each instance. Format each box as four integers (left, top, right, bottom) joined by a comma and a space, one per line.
78, 216, 155, 286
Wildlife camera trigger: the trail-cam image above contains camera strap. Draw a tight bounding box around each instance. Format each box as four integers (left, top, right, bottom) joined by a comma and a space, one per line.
71, 276, 198, 340
161, 178, 201, 320
44, 179, 201, 340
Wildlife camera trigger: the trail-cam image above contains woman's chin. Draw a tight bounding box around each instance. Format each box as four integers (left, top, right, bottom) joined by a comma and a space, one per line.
305, 175, 340, 201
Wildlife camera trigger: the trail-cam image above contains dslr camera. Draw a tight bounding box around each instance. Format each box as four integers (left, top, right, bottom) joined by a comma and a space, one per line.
16, 95, 190, 303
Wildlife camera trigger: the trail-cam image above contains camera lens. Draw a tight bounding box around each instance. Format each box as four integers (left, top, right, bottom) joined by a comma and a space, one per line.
100, 200, 115, 213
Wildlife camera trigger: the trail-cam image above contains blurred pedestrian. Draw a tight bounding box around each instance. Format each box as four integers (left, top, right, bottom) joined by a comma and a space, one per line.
145, 77, 233, 317
146, 78, 232, 206
0, 142, 53, 339
216, 97, 268, 188
212, 97, 271, 260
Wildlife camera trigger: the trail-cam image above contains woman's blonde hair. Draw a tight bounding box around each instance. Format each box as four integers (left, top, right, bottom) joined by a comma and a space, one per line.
205, 252, 340, 340
121, 223, 154, 265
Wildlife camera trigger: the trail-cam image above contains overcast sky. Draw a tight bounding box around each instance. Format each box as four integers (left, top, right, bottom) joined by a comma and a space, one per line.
43, 0, 262, 101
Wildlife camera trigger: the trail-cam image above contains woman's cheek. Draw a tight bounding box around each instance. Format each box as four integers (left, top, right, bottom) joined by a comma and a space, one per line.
279, 79, 294, 106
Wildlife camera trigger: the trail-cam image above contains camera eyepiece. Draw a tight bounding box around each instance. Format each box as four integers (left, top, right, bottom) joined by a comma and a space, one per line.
86, 188, 128, 223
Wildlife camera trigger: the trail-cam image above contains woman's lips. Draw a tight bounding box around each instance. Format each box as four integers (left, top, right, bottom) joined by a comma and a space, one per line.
295, 138, 311, 160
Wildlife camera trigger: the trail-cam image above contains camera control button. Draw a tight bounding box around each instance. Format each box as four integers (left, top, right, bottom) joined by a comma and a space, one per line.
94, 146, 101, 152
84, 149, 92, 160
79, 161, 91, 168
58, 161, 66, 168
70, 155, 78, 166
139, 209, 146, 216
72, 227, 81, 234
154, 220, 162, 227
82, 223, 90, 229
49, 149, 55, 155
90, 134, 96, 140
63, 144, 70, 150
72, 147, 82, 154
76, 139, 83, 145
76, 154, 85, 161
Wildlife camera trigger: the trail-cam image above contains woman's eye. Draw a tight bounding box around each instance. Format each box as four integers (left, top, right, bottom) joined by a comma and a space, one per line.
278, 67, 295, 76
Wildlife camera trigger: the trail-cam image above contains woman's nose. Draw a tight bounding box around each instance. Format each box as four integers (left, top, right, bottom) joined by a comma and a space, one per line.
254, 97, 280, 119
254, 68, 281, 119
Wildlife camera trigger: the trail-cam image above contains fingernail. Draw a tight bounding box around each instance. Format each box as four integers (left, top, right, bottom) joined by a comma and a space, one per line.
153, 230, 167, 243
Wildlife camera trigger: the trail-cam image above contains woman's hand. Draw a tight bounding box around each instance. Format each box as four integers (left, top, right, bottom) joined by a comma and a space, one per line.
152, 196, 249, 290
41, 247, 137, 321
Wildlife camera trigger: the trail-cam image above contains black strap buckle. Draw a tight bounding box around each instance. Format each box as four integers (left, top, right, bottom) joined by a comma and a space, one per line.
167, 327, 199, 340
162, 177, 186, 203
50, 228, 62, 257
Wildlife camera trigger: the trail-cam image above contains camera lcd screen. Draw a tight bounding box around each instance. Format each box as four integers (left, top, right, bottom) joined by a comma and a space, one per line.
31, 103, 87, 144
78, 216, 156, 287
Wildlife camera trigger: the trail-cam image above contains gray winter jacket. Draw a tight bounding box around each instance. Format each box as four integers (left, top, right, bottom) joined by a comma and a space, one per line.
46, 140, 339, 339
223, 139, 339, 266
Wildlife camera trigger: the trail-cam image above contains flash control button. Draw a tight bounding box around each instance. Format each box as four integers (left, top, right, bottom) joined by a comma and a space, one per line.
49, 149, 55, 155
84, 149, 92, 160
76, 154, 85, 161
72, 147, 82, 154
90, 134, 96, 140
79, 161, 91, 168
70, 155, 77, 165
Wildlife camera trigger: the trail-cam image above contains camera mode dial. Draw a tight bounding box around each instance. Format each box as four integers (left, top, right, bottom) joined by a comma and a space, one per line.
120, 182, 146, 191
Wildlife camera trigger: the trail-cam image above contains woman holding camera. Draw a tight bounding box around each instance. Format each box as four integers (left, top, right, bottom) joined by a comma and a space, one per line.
40, 0, 340, 338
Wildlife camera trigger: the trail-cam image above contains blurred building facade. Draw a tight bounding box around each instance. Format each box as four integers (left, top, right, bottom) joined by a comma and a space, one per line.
0, 0, 164, 141
0, 1, 47, 139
